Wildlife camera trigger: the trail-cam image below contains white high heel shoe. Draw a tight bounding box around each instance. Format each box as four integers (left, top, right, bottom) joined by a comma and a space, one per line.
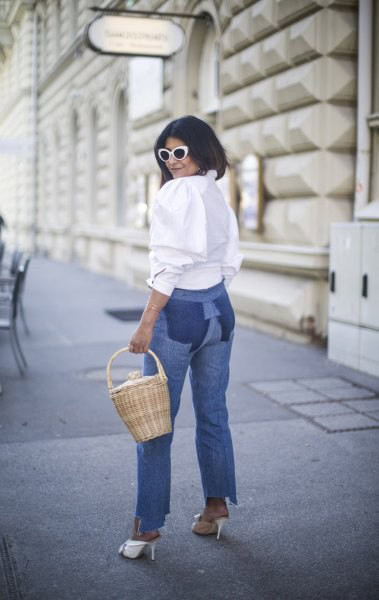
192, 514, 229, 540
118, 537, 160, 560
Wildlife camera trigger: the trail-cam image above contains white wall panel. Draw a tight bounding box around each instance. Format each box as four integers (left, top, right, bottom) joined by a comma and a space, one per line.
262, 29, 289, 74
287, 104, 355, 152
322, 152, 355, 197
264, 197, 352, 245
360, 225, 379, 329
328, 321, 360, 369
222, 87, 253, 127
223, 7, 254, 54
261, 113, 290, 155
278, 0, 322, 26
221, 54, 241, 92
237, 120, 264, 156
252, 0, 278, 40
239, 43, 265, 84
276, 58, 322, 110
264, 151, 321, 197
250, 77, 277, 118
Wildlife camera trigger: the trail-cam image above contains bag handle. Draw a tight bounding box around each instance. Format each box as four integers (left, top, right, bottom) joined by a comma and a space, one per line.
106, 347, 167, 391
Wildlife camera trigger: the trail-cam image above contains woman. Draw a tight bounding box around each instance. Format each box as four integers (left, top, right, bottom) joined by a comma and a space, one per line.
119, 115, 243, 560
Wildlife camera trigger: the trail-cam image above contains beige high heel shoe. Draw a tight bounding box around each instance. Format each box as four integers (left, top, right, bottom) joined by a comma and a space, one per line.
118, 536, 160, 560
192, 514, 229, 540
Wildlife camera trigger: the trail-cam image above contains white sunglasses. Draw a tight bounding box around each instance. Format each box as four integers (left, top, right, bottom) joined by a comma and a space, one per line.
158, 145, 189, 162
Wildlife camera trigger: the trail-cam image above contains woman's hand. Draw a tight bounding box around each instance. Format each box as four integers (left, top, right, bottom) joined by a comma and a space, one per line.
128, 323, 153, 354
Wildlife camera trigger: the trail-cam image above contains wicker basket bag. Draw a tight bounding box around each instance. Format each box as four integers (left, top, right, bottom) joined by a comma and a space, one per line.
106, 347, 171, 443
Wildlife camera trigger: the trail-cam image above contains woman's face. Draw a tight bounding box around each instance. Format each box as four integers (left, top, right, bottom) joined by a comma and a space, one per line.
163, 136, 200, 179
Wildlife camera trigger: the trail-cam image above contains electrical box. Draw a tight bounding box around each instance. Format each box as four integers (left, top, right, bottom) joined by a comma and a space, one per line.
328, 223, 379, 377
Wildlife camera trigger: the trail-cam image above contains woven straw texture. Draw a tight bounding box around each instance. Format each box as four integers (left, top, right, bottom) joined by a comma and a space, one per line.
107, 347, 171, 443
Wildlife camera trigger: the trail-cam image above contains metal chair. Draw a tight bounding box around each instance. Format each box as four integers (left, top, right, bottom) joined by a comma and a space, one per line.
0, 253, 30, 334
0, 248, 23, 278
19, 255, 31, 335
0, 241, 5, 267
10, 250, 23, 275
0, 264, 28, 375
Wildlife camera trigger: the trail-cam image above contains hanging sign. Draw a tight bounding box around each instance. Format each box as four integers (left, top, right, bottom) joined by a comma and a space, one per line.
85, 15, 185, 57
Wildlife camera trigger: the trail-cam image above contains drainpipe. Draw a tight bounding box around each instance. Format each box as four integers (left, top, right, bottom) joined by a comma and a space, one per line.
354, 0, 373, 218
31, 5, 38, 252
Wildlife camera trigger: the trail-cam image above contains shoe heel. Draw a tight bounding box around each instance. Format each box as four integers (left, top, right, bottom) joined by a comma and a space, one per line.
149, 539, 158, 561
215, 517, 228, 540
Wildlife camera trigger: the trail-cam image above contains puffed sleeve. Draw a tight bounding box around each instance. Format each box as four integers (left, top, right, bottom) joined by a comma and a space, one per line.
146, 178, 207, 296
221, 205, 244, 288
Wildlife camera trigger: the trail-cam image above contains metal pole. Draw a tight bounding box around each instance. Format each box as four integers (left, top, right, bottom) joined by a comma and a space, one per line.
31, 6, 38, 252
354, 0, 373, 217
89, 6, 208, 19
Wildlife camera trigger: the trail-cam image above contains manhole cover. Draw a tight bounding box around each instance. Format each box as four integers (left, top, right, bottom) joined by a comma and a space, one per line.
105, 308, 144, 321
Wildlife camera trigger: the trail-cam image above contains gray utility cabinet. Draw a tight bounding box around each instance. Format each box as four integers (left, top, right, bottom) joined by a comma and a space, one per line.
328, 222, 379, 377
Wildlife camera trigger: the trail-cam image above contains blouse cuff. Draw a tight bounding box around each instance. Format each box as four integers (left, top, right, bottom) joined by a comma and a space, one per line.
151, 278, 175, 296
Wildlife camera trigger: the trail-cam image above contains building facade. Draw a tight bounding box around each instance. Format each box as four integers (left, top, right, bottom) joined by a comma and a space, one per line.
0, 0, 378, 343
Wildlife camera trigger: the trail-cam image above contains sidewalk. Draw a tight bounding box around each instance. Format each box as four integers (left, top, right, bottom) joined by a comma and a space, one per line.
0, 257, 378, 600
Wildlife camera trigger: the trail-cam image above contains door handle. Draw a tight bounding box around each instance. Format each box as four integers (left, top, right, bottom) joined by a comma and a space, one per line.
362, 273, 368, 298
329, 271, 335, 293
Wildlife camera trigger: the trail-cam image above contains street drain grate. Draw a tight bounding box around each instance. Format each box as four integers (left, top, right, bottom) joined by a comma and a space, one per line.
105, 308, 144, 321
0, 536, 23, 600
248, 377, 379, 433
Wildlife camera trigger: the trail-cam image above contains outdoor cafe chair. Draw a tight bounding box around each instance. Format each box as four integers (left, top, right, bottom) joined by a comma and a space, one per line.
0, 253, 30, 335
10, 249, 23, 276
0, 263, 28, 375
18, 255, 31, 335
0, 241, 5, 267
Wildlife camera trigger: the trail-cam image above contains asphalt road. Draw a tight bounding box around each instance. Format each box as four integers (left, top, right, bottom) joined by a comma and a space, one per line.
0, 257, 378, 600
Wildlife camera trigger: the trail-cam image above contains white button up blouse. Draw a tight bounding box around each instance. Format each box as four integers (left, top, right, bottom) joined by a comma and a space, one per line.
146, 170, 244, 297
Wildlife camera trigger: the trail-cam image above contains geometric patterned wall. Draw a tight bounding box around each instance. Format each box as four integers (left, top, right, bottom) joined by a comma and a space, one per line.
220, 0, 358, 246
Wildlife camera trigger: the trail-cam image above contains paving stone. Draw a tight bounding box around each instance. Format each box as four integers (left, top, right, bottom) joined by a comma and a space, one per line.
312, 413, 379, 432
323, 387, 376, 400
266, 390, 327, 404
343, 398, 379, 412
249, 380, 304, 393
298, 377, 352, 390
289, 402, 355, 418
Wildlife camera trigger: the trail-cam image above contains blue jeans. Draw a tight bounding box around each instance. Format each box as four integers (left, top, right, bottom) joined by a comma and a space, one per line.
136, 281, 237, 532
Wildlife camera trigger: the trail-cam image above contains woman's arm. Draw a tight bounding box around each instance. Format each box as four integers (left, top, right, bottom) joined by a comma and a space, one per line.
128, 288, 170, 354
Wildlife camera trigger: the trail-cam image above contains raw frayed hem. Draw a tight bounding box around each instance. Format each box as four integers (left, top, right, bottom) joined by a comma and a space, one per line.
135, 511, 169, 533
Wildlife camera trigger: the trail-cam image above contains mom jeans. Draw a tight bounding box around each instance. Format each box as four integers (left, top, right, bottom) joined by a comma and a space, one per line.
136, 281, 237, 532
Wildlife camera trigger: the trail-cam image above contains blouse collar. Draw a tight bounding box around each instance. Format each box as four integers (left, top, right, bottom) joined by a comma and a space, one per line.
206, 170, 217, 179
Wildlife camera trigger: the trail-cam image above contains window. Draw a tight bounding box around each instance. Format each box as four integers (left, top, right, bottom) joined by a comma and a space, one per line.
236, 154, 264, 233
199, 28, 220, 114
53, 130, 61, 219
187, 16, 220, 116
133, 172, 160, 228
128, 58, 163, 120
88, 107, 98, 222
70, 111, 79, 225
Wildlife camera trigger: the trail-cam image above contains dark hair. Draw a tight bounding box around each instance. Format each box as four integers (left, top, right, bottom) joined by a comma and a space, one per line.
154, 115, 228, 185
